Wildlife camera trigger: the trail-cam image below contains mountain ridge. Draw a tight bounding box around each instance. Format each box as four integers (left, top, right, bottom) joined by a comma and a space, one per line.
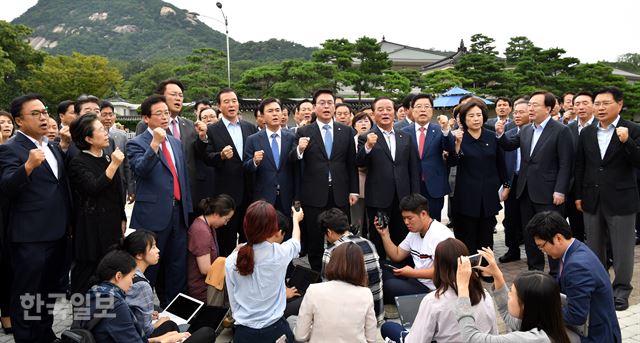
11, 0, 315, 62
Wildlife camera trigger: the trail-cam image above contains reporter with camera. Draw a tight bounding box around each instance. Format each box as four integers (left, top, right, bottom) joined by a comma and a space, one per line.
375, 194, 453, 305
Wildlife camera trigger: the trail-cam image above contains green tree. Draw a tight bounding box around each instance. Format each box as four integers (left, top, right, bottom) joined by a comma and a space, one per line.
352, 36, 392, 100
504, 36, 538, 64
420, 69, 472, 94
469, 33, 498, 56
122, 61, 178, 102
21, 52, 123, 109
174, 48, 227, 100
235, 63, 281, 98
369, 70, 411, 98
0, 21, 46, 108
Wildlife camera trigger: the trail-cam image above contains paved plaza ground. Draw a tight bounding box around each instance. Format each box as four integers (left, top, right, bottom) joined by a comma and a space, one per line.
1, 201, 638, 342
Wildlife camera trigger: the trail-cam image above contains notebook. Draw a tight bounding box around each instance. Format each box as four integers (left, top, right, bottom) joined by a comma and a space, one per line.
160, 293, 205, 325
286, 265, 321, 295
394, 293, 428, 330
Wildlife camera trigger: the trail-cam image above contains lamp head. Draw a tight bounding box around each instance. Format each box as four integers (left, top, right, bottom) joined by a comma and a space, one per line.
216, 2, 222, 9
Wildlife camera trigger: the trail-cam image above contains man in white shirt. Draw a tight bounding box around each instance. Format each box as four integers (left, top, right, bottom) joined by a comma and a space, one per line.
375, 193, 453, 305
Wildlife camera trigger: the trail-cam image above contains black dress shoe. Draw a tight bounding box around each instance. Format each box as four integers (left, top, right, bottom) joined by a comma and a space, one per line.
615, 298, 629, 311
499, 253, 520, 263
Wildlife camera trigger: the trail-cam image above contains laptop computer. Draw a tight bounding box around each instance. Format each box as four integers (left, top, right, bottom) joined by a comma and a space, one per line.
394, 293, 428, 330
159, 293, 205, 325
286, 265, 321, 296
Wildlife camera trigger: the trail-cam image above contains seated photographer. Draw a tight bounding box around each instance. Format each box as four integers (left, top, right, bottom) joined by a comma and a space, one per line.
455, 247, 579, 343
381, 238, 497, 343
319, 208, 384, 322
375, 193, 453, 304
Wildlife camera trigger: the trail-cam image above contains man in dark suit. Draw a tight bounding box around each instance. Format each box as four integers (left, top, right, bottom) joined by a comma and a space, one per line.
499, 99, 530, 263
0, 94, 72, 343
393, 94, 414, 131
135, 80, 200, 214
357, 96, 420, 256
496, 91, 573, 275
194, 87, 258, 256
565, 91, 596, 242
574, 86, 640, 311
484, 97, 516, 132
401, 94, 454, 222
295, 89, 359, 271
99, 100, 135, 203
527, 211, 621, 342
243, 98, 297, 217
127, 95, 192, 306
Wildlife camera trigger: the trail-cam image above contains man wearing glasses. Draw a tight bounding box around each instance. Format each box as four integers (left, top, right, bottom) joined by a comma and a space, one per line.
136, 80, 199, 220
127, 94, 192, 307
294, 89, 359, 271
574, 86, 640, 311
401, 94, 453, 222
0, 93, 72, 342
496, 91, 573, 276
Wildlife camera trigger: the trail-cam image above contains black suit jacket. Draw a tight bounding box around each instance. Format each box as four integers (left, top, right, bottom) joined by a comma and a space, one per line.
574, 118, 640, 216
295, 121, 358, 208
0, 133, 72, 242
449, 129, 507, 217
356, 127, 419, 208
498, 117, 573, 204
195, 119, 258, 205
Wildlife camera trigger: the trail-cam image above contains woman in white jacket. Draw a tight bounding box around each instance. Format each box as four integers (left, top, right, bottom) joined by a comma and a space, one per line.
294, 242, 377, 343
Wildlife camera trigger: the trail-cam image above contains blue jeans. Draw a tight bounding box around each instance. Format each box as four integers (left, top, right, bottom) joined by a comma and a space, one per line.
381, 322, 409, 342
234, 317, 293, 343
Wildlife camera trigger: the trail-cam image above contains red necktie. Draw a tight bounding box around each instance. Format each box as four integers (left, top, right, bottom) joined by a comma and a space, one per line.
418, 127, 426, 159
161, 140, 181, 201
172, 119, 181, 141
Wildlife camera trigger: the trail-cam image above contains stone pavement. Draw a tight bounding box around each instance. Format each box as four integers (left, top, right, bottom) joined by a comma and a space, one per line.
1, 203, 638, 342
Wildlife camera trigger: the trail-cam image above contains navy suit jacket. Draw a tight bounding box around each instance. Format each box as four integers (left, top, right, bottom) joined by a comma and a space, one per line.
503, 127, 519, 187
126, 131, 192, 231
243, 129, 297, 215
0, 133, 71, 242
402, 123, 454, 198
356, 126, 419, 208
560, 240, 621, 343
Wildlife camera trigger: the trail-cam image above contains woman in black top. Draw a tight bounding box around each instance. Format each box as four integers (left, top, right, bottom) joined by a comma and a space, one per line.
68, 113, 127, 295
449, 100, 506, 254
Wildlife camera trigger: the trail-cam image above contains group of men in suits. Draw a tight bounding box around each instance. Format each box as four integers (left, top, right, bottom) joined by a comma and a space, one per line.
495, 87, 639, 311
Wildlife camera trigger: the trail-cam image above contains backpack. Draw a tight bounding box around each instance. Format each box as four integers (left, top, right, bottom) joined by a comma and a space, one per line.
60, 317, 102, 343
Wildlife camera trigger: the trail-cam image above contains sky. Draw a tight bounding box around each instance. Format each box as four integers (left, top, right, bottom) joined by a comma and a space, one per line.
2, 0, 638, 63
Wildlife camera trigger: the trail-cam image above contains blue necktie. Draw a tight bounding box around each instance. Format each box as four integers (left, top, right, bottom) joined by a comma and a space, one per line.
323, 124, 333, 159
271, 133, 280, 169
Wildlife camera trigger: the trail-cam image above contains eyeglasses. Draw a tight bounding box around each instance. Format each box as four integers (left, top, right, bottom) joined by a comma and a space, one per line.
27, 109, 49, 118
152, 111, 170, 117
413, 104, 432, 110
536, 241, 549, 250
527, 103, 542, 108
167, 92, 184, 99
316, 101, 334, 107
593, 101, 616, 107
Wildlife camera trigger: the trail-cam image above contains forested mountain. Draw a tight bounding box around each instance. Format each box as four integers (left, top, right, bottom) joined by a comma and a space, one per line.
12, 0, 315, 62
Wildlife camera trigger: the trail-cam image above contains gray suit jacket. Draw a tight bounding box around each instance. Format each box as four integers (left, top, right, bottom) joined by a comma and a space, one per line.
106, 128, 135, 196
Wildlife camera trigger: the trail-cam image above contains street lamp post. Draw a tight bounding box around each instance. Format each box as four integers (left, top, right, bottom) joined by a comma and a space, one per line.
216, 2, 231, 87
